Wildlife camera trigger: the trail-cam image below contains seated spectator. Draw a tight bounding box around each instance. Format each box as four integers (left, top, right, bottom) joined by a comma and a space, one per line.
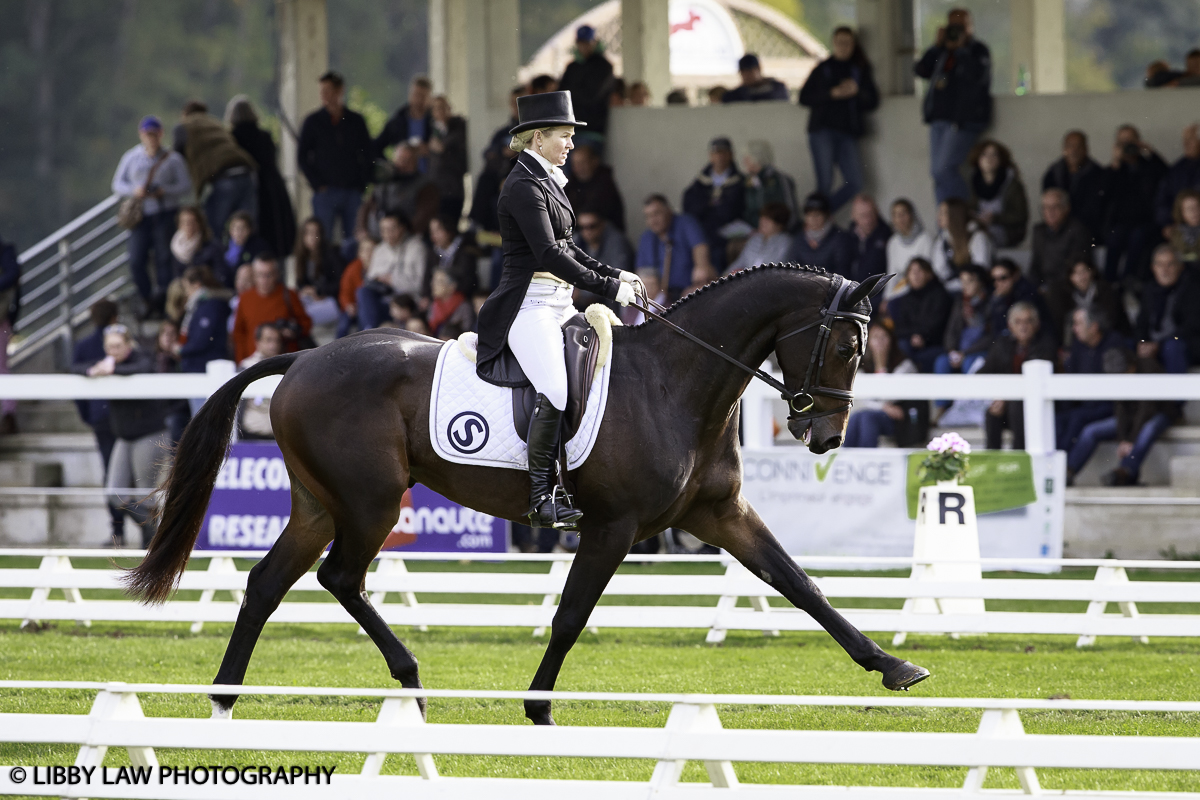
1042, 130, 1108, 242
1135, 245, 1200, 373
380, 294, 421, 331
741, 140, 798, 228
82, 324, 171, 548
471, 86, 522, 236
728, 202, 792, 273
1170, 189, 1200, 267
846, 194, 892, 283
784, 192, 853, 276
1057, 306, 1126, 454
628, 82, 650, 106
529, 74, 558, 94
566, 143, 625, 231
1103, 124, 1168, 285
636, 194, 715, 302
153, 319, 190, 447
575, 210, 632, 274
980, 302, 1057, 450
1158, 125, 1200, 237
173, 100, 257, 237
293, 217, 344, 328
682, 137, 746, 273
885, 199, 933, 294
428, 95, 468, 221
227, 263, 253, 335
622, 266, 665, 325
1030, 188, 1092, 290
238, 323, 284, 440
338, 237, 373, 338
358, 212, 429, 329
609, 77, 627, 107
177, 266, 232, 378
889, 257, 951, 372
723, 53, 788, 103
845, 322, 923, 448
935, 264, 992, 380
231, 253, 312, 362
666, 89, 689, 106
967, 139, 1028, 247
931, 198, 992, 291
1046, 256, 1129, 345
426, 269, 475, 340
428, 216, 480, 298
169, 206, 221, 277
986, 258, 1047, 342
357, 143, 440, 241
1145, 59, 1181, 88
219, 211, 267, 288
1183, 49, 1200, 86
1066, 348, 1178, 487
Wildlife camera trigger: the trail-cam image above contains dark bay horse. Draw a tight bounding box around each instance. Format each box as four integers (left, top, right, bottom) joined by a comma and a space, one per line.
124, 264, 928, 724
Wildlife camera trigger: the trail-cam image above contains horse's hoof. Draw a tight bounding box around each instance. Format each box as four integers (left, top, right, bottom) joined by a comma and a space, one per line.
209, 698, 234, 720
882, 661, 930, 691
524, 700, 556, 726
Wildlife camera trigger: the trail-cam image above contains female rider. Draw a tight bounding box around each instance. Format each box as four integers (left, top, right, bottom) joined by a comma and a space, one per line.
475, 92, 640, 530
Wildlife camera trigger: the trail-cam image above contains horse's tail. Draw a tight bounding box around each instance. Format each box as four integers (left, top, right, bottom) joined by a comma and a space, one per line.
121, 352, 302, 604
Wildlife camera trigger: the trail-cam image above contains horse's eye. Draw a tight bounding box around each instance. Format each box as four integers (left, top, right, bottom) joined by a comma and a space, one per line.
837, 343, 855, 358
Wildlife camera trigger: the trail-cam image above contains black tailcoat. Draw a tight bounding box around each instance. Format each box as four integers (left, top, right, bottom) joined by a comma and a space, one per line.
476, 151, 622, 387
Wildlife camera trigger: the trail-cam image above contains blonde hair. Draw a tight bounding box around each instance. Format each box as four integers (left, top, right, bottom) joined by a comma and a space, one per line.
509, 125, 573, 153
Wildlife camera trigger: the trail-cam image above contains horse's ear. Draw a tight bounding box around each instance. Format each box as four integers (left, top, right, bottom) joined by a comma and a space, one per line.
843, 273, 889, 309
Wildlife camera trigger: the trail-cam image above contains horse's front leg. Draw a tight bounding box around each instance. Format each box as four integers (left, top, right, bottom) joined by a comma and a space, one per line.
688, 495, 929, 691
524, 521, 635, 725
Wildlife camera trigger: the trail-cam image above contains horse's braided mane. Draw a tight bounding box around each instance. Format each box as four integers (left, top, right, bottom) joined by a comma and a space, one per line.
658, 261, 830, 318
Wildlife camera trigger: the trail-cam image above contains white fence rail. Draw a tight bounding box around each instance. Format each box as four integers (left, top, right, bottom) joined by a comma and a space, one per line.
0, 681, 1197, 799
3, 550, 1198, 646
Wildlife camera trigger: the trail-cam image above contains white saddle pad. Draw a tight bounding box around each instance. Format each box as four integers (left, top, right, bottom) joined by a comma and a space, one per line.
429, 305, 617, 471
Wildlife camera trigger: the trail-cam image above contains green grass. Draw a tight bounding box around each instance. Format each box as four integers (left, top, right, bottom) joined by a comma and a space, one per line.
1, 557, 1198, 792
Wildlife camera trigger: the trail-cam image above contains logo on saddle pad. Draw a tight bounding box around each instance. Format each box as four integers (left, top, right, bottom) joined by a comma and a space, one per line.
447, 411, 489, 454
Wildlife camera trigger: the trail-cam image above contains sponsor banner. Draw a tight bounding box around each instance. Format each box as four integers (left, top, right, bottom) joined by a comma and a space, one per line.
196, 442, 507, 553
739, 448, 1064, 563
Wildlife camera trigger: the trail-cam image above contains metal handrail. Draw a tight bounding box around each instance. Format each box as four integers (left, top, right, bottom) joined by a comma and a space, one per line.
16, 195, 121, 263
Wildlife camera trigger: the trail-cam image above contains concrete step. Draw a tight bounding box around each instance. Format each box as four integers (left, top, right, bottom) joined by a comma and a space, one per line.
0, 461, 63, 487
0, 492, 134, 546
0, 433, 106, 487
15, 400, 90, 434
1065, 487, 1200, 559
1170, 456, 1200, 491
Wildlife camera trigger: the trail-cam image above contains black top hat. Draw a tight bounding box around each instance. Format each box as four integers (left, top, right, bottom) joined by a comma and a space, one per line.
509, 91, 587, 135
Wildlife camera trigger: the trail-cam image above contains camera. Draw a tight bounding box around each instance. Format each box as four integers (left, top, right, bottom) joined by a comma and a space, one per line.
944, 23, 965, 44
1122, 142, 1141, 159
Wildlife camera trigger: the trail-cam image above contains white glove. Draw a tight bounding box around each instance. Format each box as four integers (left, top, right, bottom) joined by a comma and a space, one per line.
618, 270, 646, 298
615, 282, 637, 307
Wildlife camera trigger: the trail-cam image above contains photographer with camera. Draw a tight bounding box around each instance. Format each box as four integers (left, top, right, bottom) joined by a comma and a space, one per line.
914, 8, 993, 205
1103, 124, 1168, 288
231, 253, 312, 362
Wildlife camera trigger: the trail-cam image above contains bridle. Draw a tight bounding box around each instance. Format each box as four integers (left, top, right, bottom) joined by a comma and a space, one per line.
629, 272, 870, 425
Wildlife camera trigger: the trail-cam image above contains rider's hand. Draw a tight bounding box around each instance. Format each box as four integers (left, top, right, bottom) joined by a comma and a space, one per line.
618, 270, 646, 296
615, 282, 636, 307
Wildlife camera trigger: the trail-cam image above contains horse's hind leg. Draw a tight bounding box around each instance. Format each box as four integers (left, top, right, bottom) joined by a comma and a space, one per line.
210, 479, 333, 716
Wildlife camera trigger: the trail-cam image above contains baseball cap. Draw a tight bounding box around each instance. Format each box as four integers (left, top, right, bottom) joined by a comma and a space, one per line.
576, 25, 596, 43
738, 53, 761, 71
138, 115, 162, 132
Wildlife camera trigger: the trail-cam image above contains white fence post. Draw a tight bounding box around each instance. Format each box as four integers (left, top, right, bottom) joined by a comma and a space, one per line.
649, 702, 738, 791
707, 562, 778, 644
366, 558, 427, 635
1077, 563, 1148, 647
22, 555, 90, 630
1021, 359, 1056, 456
963, 707, 1040, 794
190, 556, 243, 634
75, 685, 159, 797
361, 696, 438, 780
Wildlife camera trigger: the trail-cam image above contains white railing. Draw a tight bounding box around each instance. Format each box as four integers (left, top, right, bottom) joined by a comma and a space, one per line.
0, 681, 1196, 799
4, 549, 1197, 646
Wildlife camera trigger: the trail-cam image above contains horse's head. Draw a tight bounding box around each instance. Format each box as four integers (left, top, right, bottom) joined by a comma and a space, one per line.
776, 273, 891, 454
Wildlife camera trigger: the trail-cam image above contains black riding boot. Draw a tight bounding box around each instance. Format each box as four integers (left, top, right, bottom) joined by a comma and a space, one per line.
526, 394, 583, 530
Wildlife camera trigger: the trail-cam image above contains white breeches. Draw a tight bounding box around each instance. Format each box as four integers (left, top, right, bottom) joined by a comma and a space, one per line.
507, 282, 576, 411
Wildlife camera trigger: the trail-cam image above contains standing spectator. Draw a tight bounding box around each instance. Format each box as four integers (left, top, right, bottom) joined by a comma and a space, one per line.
428, 95, 468, 221
1057, 306, 1125, 452
1103, 124, 1168, 285
1135, 245, 1200, 373
636, 194, 715, 302
741, 140, 798, 229
1042, 130, 1107, 241
356, 143, 440, 241
935, 263, 993, 379
784, 193, 853, 276
682, 137, 746, 273
428, 216, 480, 298
558, 25, 615, 138
574, 211, 632, 275
980, 302, 1057, 450
913, 8, 992, 203
173, 100, 258, 237
1046, 256, 1129, 345
1157, 124, 1200, 235
0, 234, 17, 434
723, 53, 789, 103
844, 323, 921, 448
799, 27, 879, 212
1170, 189, 1200, 267
967, 139, 1028, 247
217, 211, 268, 288
986, 258, 1048, 344
529, 74, 559, 94
357, 213, 429, 329
375, 75, 433, 163
338, 237, 373, 338
1066, 348, 1178, 487
885, 199, 933, 290
1029, 188, 1093, 290
426, 269, 476, 340
846, 194, 892, 283
238, 323, 284, 440
728, 202, 792, 273
888, 257, 952, 372
112, 115, 192, 318
292, 218, 343, 328
298, 71, 373, 252
226, 95, 296, 257
930, 197, 992, 290
1182, 49, 1200, 86
472, 86, 524, 235
72, 300, 124, 543
565, 143, 625, 231
82, 325, 171, 548
231, 254, 312, 362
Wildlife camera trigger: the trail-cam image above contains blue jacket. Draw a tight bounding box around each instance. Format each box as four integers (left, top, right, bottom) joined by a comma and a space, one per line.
71, 329, 109, 430
784, 225, 855, 277
846, 220, 893, 283
180, 293, 232, 373
1156, 156, 1200, 228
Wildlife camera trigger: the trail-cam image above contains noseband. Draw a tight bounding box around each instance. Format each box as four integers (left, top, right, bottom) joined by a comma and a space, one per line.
630, 273, 870, 425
